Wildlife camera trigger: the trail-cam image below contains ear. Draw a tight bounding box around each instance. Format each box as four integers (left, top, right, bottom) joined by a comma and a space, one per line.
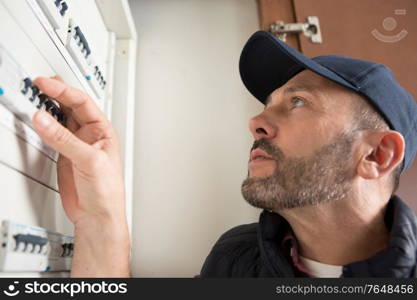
356, 130, 405, 180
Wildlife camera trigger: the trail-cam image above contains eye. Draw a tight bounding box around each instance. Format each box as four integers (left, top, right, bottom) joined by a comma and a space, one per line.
291, 97, 306, 108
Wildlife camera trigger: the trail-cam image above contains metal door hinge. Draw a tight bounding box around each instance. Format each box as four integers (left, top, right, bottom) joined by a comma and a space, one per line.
270, 16, 322, 43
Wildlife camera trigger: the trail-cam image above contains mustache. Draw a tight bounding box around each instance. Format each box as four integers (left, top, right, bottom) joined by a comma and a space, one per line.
251, 138, 284, 160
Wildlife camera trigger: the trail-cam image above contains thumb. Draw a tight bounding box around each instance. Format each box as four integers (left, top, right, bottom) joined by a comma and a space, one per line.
33, 110, 93, 164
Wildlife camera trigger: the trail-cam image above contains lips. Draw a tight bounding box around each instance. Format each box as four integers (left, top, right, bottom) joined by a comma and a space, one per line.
250, 149, 274, 162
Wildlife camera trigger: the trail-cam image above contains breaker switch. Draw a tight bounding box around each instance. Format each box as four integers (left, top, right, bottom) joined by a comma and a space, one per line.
29, 85, 40, 102
37, 93, 47, 109
59, 2, 68, 17
56, 111, 66, 125
61, 243, 73, 257
13, 234, 48, 253
74, 26, 91, 58
50, 105, 60, 116
21, 78, 32, 95
64, 243, 74, 257
43, 99, 55, 111
53, 0, 68, 17
44, 100, 58, 117
44, 100, 65, 125
37, 96, 67, 125
0, 221, 75, 272
65, 23, 105, 99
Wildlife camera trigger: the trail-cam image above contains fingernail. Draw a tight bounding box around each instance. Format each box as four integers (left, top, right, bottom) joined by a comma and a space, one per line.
35, 111, 53, 128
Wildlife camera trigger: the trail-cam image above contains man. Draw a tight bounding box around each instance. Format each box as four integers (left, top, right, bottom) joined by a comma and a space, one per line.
31, 31, 417, 277
200, 31, 417, 277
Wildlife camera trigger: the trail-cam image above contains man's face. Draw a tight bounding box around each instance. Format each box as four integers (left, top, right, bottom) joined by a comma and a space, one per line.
241, 70, 358, 211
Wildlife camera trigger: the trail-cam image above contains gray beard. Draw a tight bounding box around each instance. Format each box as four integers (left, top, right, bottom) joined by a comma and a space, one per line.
241, 132, 356, 212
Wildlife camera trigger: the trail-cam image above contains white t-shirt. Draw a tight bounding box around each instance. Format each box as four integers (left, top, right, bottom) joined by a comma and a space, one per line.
299, 255, 343, 278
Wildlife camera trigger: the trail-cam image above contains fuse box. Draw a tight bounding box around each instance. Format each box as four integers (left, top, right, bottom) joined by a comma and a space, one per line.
0, 220, 74, 272
0, 44, 66, 129
0, 0, 137, 276
66, 19, 107, 99
0, 44, 65, 163
36, 0, 71, 44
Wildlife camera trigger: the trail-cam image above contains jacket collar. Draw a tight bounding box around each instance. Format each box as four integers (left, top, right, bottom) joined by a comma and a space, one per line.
257, 195, 417, 277
257, 208, 294, 277
344, 195, 417, 277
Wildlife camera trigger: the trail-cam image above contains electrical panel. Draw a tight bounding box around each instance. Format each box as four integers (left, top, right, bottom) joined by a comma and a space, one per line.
0, 45, 66, 129
0, 0, 135, 276
66, 19, 107, 99
36, 0, 70, 44
0, 221, 73, 272
33, 0, 109, 103
0, 0, 113, 186
0, 44, 63, 163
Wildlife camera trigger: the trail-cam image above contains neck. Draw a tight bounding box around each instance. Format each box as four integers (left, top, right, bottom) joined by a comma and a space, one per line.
278, 194, 391, 266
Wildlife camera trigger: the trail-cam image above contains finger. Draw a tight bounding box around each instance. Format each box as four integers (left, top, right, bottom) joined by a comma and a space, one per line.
49, 75, 72, 118
65, 111, 81, 133
32, 110, 94, 165
75, 122, 109, 145
92, 139, 107, 150
51, 75, 63, 82
33, 77, 107, 126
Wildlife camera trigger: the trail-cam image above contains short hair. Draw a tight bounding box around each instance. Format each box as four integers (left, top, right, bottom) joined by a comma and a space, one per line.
350, 93, 402, 194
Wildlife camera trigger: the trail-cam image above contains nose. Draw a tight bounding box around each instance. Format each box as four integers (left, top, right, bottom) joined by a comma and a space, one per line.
248, 112, 277, 140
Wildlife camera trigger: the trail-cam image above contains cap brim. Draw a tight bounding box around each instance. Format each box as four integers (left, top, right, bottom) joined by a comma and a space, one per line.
239, 31, 358, 103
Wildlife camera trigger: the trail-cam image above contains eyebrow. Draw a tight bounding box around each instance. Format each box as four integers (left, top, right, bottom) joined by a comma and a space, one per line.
265, 84, 316, 106
283, 85, 314, 95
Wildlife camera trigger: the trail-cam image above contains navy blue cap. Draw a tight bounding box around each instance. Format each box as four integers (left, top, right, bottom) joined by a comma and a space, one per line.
239, 30, 417, 172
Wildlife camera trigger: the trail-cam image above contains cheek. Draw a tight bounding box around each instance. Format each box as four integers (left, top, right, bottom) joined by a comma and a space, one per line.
298, 116, 349, 152
278, 121, 329, 157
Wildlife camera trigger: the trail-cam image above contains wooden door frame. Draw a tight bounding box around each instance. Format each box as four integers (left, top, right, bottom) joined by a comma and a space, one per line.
257, 0, 300, 50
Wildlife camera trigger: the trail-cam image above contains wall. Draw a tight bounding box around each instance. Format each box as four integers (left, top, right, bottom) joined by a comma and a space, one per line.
129, 0, 261, 277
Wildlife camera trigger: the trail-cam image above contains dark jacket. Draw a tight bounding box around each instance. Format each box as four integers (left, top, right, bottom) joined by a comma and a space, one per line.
200, 195, 417, 277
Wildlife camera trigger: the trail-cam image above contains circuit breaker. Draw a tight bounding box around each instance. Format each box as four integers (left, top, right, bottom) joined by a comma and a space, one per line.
0, 0, 136, 275
66, 19, 107, 99
0, 0, 109, 274
0, 45, 66, 130
0, 221, 73, 272
0, 43, 61, 174
36, 0, 70, 44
